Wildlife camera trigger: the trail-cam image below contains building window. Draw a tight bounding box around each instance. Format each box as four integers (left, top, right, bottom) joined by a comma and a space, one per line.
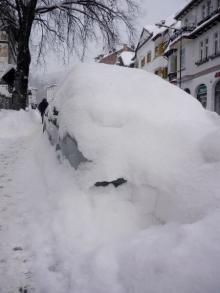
184, 88, 191, 94
196, 84, 207, 108
218, 0, 220, 7
200, 41, 204, 60
155, 43, 164, 58
202, 4, 206, 19
147, 51, 152, 63
214, 32, 219, 55
215, 80, 220, 114
207, 0, 212, 16
0, 44, 8, 57
170, 54, 177, 73
0, 31, 8, 42
159, 43, 165, 55
180, 47, 185, 69
155, 46, 159, 57
141, 57, 145, 67
205, 38, 209, 58
163, 67, 168, 79
192, 16, 197, 27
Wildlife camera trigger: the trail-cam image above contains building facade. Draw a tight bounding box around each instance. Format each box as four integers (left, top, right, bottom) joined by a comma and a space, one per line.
0, 25, 16, 109
135, 18, 177, 80
167, 0, 220, 113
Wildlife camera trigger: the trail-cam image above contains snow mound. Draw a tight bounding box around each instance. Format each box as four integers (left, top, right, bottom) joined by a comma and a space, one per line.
52, 63, 220, 227
0, 109, 40, 138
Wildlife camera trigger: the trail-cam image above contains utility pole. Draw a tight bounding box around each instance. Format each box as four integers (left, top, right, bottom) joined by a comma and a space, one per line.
179, 31, 182, 88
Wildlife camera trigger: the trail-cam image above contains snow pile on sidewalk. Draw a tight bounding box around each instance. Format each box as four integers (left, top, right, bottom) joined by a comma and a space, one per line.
0, 109, 40, 138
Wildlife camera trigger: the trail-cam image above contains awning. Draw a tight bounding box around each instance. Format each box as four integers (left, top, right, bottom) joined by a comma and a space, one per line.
0, 65, 16, 86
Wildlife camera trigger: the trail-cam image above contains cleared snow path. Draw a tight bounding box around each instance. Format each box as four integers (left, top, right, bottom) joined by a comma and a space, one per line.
0, 111, 76, 293
0, 132, 39, 292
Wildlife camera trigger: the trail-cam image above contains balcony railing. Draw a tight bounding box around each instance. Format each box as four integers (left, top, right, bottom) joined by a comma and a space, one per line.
170, 9, 220, 44
170, 25, 196, 42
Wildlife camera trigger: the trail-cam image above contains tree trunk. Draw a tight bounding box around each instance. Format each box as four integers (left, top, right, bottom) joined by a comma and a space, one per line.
12, 0, 37, 110
12, 38, 31, 110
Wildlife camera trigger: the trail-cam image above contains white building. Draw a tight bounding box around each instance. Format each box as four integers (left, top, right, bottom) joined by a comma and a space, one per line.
0, 27, 16, 109
167, 0, 220, 113
135, 17, 177, 79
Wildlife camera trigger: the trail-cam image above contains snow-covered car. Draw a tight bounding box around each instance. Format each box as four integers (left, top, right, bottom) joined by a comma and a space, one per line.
44, 62, 220, 225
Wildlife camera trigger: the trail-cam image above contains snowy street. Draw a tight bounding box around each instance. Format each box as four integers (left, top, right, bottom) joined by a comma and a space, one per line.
0, 112, 46, 292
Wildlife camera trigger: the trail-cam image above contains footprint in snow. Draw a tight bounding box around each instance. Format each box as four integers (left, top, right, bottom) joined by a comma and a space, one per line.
19, 287, 28, 293
13, 246, 23, 251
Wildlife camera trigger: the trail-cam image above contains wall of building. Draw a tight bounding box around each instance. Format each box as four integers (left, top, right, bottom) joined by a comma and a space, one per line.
136, 33, 169, 78
181, 0, 220, 28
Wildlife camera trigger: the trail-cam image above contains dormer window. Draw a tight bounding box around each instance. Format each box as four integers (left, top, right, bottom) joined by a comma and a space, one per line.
147, 51, 152, 63
207, 0, 212, 16
201, 4, 206, 19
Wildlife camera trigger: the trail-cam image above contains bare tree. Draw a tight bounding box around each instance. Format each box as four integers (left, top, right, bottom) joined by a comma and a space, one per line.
0, 0, 138, 110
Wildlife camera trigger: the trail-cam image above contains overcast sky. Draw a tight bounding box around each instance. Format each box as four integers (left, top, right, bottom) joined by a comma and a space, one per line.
32, 0, 190, 75
138, 0, 189, 26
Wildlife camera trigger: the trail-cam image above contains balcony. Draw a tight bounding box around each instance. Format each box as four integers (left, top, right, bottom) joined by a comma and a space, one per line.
169, 25, 196, 43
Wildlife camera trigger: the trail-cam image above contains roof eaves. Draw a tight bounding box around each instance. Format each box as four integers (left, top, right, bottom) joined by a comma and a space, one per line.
175, 0, 203, 20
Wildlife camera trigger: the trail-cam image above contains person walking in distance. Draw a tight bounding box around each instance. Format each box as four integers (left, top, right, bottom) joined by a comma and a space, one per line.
38, 98, 48, 123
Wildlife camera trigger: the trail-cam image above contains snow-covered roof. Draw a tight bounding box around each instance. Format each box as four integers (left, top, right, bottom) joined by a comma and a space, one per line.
175, 0, 200, 20
144, 16, 176, 40
118, 51, 135, 66
97, 44, 133, 61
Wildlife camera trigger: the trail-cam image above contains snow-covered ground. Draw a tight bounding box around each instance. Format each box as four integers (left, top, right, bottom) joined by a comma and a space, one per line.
1, 64, 220, 292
